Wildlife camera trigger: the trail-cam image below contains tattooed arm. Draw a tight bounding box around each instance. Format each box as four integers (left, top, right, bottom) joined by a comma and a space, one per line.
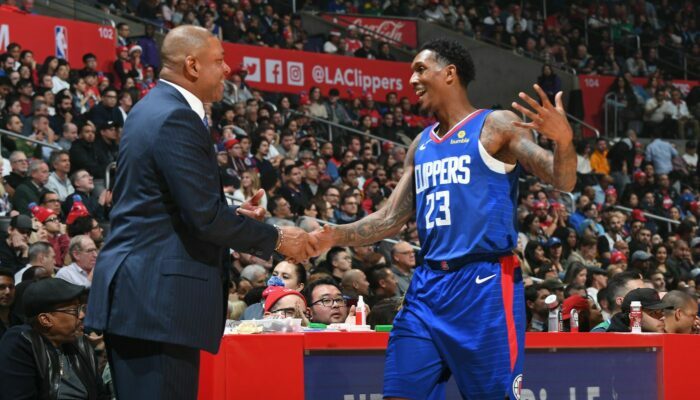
312, 136, 419, 249
483, 110, 577, 192
482, 84, 577, 192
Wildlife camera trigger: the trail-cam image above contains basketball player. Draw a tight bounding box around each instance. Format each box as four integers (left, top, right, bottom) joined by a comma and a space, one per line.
312, 39, 577, 399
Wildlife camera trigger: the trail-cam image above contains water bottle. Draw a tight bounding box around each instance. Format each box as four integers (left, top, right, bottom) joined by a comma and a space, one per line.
570, 309, 579, 333
545, 294, 560, 333
630, 301, 642, 333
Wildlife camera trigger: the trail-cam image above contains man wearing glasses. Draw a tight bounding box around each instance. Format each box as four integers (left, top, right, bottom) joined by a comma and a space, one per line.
263, 286, 309, 325
56, 236, 97, 288
303, 277, 360, 325
5, 151, 30, 196
0, 278, 108, 399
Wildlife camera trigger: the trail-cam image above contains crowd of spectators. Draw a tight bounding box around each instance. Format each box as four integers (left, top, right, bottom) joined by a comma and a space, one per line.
92, 0, 699, 81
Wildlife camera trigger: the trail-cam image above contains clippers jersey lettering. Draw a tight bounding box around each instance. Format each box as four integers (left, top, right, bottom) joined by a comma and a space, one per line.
413, 109, 519, 263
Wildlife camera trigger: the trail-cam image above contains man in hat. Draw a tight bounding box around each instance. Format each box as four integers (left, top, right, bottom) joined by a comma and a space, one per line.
13, 159, 49, 215
0, 278, 107, 399
606, 288, 670, 332
263, 286, 308, 324
561, 294, 601, 332
0, 215, 33, 273
661, 290, 699, 334
629, 250, 654, 276
323, 30, 342, 54
93, 120, 119, 181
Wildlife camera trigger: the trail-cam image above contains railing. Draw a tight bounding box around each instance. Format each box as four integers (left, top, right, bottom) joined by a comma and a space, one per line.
613, 205, 680, 233
566, 112, 600, 138
289, 110, 410, 149
0, 128, 63, 151
603, 92, 618, 138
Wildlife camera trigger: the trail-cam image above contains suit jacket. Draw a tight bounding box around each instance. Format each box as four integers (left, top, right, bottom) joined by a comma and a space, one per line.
85, 82, 277, 353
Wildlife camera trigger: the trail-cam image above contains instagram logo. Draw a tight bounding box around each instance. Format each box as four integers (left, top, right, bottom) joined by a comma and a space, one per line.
286, 62, 304, 86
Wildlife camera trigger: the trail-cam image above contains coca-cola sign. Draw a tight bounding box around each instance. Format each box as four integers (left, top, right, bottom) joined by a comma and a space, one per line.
321, 14, 418, 48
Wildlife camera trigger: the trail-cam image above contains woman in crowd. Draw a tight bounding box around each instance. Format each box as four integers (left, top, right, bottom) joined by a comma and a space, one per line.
232, 169, 267, 211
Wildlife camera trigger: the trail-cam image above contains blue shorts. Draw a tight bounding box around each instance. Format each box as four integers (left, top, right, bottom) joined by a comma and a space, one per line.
383, 255, 525, 400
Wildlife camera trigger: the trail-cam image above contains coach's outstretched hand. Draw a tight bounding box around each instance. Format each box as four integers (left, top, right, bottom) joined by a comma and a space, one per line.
236, 189, 266, 222
277, 226, 319, 263
510, 84, 573, 145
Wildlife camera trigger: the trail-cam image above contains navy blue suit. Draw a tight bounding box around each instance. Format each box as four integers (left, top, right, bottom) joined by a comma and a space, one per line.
85, 81, 277, 399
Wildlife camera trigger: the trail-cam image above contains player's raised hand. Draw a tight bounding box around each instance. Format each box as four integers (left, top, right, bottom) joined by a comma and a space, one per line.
510, 84, 573, 145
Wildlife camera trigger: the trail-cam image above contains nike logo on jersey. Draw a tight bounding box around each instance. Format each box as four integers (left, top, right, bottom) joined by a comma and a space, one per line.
475, 274, 496, 284
419, 140, 430, 151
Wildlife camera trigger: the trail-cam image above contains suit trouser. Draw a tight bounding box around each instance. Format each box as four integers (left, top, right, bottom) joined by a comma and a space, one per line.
105, 333, 200, 400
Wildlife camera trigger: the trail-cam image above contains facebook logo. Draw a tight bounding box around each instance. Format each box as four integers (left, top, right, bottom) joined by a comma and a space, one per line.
265, 59, 283, 84
55, 26, 69, 60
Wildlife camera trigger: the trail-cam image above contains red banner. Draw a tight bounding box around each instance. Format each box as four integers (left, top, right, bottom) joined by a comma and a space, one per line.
224, 42, 416, 101
321, 14, 418, 48
0, 9, 116, 73
579, 75, 699, 136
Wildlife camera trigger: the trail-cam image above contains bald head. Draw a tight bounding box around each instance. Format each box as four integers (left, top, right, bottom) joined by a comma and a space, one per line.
161, 25, 213, 71
341, 269, 363, 290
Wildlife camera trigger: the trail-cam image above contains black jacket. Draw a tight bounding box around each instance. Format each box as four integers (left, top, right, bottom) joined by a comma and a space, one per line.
70, 139, 101, 179
606, 312, 630, 333
0, 324, 109, 400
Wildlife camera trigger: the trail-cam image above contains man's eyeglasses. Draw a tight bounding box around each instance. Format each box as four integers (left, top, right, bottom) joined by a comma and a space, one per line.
269, 307, 297, 318
311, 297, 347, 308
51, 304, 87, 318
81, 248, 98, 254
44, 217, 59, 223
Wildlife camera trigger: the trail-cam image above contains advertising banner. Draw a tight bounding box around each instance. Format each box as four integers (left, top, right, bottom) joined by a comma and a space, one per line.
223, 42, 416, 101
321, 14, 418, 48
578, 74, 698, 136
0, 9, 116, 73
304, 349, 658, 400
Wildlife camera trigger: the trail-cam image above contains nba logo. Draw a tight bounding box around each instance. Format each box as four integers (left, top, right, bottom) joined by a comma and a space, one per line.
55, 26, 68, 60
440, 261, 448, 271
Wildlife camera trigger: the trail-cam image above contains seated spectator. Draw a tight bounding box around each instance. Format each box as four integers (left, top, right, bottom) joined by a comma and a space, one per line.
341, 269, 370, 301
366, 297, 401, 328
0, 268, 14, 337
55, 235, 97, 288
606, 288, 669, 333
44, 150, 74, 201
661, 290, 699, 334
12, 160, 49, 215
0, 278, 108, 398
265, 195, 295, 227
333, 190, 361, 224
5, 150, 30, 197
304, 277, 358, 325
561, 294, 602, 332
366, 264, 399, 307
325, 246, 353, 285
262, 286, 309, 326
390, 241, 415, 297
525, 283, 551, 332
62, 171, 110, 222
14, 241, 55, 285
240, 264, 267, 289
0, 215, 32, 273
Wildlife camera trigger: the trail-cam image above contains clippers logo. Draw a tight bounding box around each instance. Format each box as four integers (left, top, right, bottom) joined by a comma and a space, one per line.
286, 61, 304, 86
55, 26, 68, 60
512, 374, 522, 400
440, 261, 448, 271
242, 57, 261, 82
265, 59, 282, 84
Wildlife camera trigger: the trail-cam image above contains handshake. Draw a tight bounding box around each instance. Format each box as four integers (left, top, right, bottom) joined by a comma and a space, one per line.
276, 225, 334, 262
236, 190, 336, 261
